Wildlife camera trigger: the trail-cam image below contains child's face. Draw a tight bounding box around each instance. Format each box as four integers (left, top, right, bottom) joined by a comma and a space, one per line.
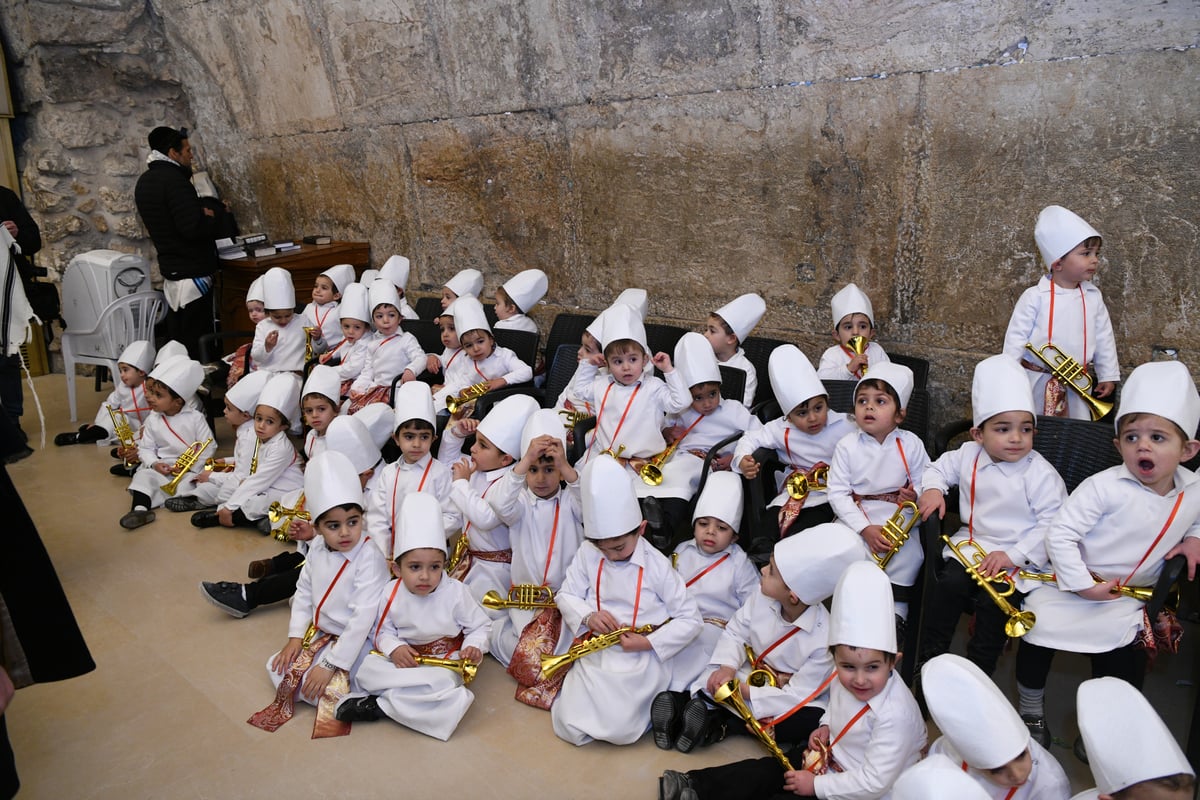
758, 555, 795, 605
593, 529, 641, 563
146, 379, 184, 415
268, 308, 295, 327
1115, 414, 1200, 496
223, 399, 251, 427
854, 386, 904, 442
580, 331, 601, 361
493, 290, 517, 320
341, 318, 369, 342
694, 515, 736, 555
972, 411, 1034, 463
373, 304, 401, 336
302, 396, 336, 434
833, 645, 891, 703
470, 431, 513, 472
787, 396, 829, 435
395, 548, 445, 595
317, 506, 363, 552
526, 457, 562, 499
253, 405, 287, 442
702, 315, 738, 358
438, 316, 459, 349
312, 276, 339, 305
246, 300, 267, 325
459, 329, 495, 363
118, 363, 145, 389
1052, 240, 1100, 287
607, 347, 647, 386
982, 749, 1032, 789
440, 287, 457, 309
834, 313, 874, 346
394, 423, 434, 464
689, 382, 722, 416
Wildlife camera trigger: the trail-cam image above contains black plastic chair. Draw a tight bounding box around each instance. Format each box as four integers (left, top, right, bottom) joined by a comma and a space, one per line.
718, 365, 747, 405
889, 353, 930, 391
740, 335, 789, 407
493, 328, 540, 370
542, 312, 595, 378
197, 330, 255, 430
413, 296, 443, 320
644, 323, 687, 358
543, 344, 580, 409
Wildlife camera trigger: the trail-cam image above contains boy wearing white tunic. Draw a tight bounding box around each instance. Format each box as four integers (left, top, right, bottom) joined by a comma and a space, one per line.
299, 364, 340, 460
493, 268, 547, 335
434, 296, 533, 414
302, 262, 353, 352
702, 292, 765, 407
817, 283, 891, 381
336, 493, 492, 740
250, 267, 308, 374
1015, 360, 1200, 747
439, 267, 483, 310
55, 340, 154, 448
379, 254, 420, 321
551, 455, 703, 746
345, 279, 427, 412
323, 282, 372, 397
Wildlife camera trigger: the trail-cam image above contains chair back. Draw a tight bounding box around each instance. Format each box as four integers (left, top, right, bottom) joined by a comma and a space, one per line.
643, 323, 687, 358
740, 336, 788, 407
542, 312, 595, 377
1030, 415, 1122, 493
413, 296, 443, 320
889, 353, 930, 390
493, 328, 539, 374
718, 365, 747, 404
543, 344, 580, 408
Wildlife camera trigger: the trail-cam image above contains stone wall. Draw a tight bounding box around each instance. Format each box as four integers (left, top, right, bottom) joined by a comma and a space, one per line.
3, 0, 1199, 427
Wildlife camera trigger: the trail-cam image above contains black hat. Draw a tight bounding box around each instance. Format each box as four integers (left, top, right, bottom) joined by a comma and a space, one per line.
148, 126, 189, 155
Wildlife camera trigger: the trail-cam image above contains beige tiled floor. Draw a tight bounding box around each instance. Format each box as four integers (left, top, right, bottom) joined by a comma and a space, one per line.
5, 374, 1197, 798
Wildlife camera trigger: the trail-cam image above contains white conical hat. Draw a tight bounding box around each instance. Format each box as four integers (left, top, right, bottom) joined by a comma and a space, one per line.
451, 295, 491, 337
691, 472, 743, 532
306, 451, 363, 521
338, 282, 370, 322
768, 344, 824, 415
359, 268, 380, 285
599, 302, 647, 351
262, 267, 296, 310
354, 403, 396, 450
149, 356, 203, 399
1115, 360, 1200, 437
922, 654, 1029, 769
301, 364, 340, 405
392, 381, 436, 429
581, 454, 641, 539
675, 331, 721, 388
324, 415, 380, 474
829, 561, 896, 652
502, 269, 548, 314
154, 340, 187, 366
892, 754, 990, 800
246, 276, 266, 304
775, 522, 868, 606
859, 362, 913, 410
614, 288, 648, 319
368, 278, 401, 313
320, 263, 356, 294
1078, 677, 1193, 794
971, 354, 1036, 427
118, 340, 155, 374
224, 369, 271, 414
714, 293, 765, 343
394, 492, 446, 558
445, 268, 483, 299
380, 255, 410, 290
476, 394, 539, 459
258, 372, 301, 421
1035, 205, 1101, 269
831, 283, 874, 326
519, 407, 567, 459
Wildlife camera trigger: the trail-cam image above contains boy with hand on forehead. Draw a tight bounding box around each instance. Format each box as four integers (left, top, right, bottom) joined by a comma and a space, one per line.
703, 292, 766, 407
817, 283, 891, 381
250, 267, 308, 374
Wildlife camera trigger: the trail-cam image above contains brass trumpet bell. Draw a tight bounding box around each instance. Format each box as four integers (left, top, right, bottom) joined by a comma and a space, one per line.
481, 585, 557, 611
785, 465, 828, 501
743, 643, 779, 688
847, 335, 868, 375
1023, 342, 1114, 420
943, 535, 1035, 638
413, 654, 478, 685
713, 678, 794, 771
446, 381, 490, 415
539, 622, 657, 680
267, 498, 311, 542
639, 437, 682, 486
873, 500, 919, 569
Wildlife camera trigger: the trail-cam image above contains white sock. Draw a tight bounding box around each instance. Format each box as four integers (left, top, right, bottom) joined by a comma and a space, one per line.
1017, 683, 1044, 717
133, 505, 148, 512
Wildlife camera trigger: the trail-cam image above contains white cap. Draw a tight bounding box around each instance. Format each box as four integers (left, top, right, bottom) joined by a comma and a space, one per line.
445, 268, 483, 299
502, 269, 548, 313
971, 354, 1037, 428
368, 278, 401, 313
118, 340, 155, 374
1116, 360, 1200, 437
262, 267, 296, 310
154, 340, 187, 366
774, 522, 868, 606
301, 364, 340, 405
675, 331, 721, 388
380, 255, 410, 290
392, 381, 436, 429
305, 451, 363, 521
768, 344, 825, 415
599, 302, 647, 351
476, 394, 539, 459
224, 370, 271, 414
829, 561, 896, 652
246, 276, 266, 304
354, 403, 396, 450
1035, 205, 1101, 269
359, 268, 380, 285
831, 283, 874, 327
892, 754, 991, 800
922, 654, 1029, 770
338, 282, 370, 323
585, 307, 610, 342
859, 362, 914, 410
581, 455, 641, 539
714, 293, 765, 343
394, 492, 446, 559
519, 407, 567, 459
324, 416, 380, 474
691, 472, 743, 532
149, 356, 203, 399
258, 372, 302, 421
320, 264, 356, 294
1078, 677, 1194, 794
614, 288, 648, 320
451, 295, 491, 337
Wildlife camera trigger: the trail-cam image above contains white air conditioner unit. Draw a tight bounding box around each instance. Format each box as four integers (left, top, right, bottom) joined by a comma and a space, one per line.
61, 249, 151, 331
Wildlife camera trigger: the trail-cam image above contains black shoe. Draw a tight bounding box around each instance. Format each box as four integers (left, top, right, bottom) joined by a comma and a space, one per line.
191, 509, 221, 528
110, 447, 120, 459
76, 426, 107, 444
110, 462, 137, 477
199, 581, 251, 619
165, 496, 208, 513
651, 690, 687, 750
1021, 713, 1051, 748
256, 517, 273, 536
658, 770, 695, 800
119, 509, 156, 530
335, 695, 383, 722
3, 446, 33, 464
675, 698, 726, 753
55, 431, 81, 446
1073, 734, 1088, 764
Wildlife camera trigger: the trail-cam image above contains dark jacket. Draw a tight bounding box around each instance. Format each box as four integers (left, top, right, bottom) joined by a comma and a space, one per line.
0, 186, 41, 279
134, 160, 218, 280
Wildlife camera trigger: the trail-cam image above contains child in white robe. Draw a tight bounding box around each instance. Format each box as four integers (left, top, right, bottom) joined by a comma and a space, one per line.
250, 267, 308, 374
816, 283, 891, 381
300, 365, 340, 461
302, 263, 353, 353
492, 268, 546, 335
702, 292, 765, 407
439, 267, 483, 310
346, 279, 426, 412
321, 282, 372, 398
379, 254, 420, 320
434, 296, 533, 414
55, 340, 155, 448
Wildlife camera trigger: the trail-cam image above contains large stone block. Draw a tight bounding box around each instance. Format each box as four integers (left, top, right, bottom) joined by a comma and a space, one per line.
34, 48, 179, 104
24, 0, 146, 47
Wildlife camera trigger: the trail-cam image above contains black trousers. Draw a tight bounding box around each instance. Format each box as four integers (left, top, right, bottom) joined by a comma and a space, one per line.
687, 705, 822, 800
1015, 639, 1146, 690
165, 288, 215, 360
0, 354, 22, 430
244, 552, 304, 609
918, 557, 1024, 676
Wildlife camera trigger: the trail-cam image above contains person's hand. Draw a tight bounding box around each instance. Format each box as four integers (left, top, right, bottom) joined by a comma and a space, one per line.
486, 377, 507, 391
193, 471, 211, 484
400, 369, 416, 384
154, 461, 174, 476
116, 444, 138, 462
651, 352, 673, 372
451, 458, 476, 482
861, 524, 892, 554
1077, 578, 1121, 601
300, 664, 334, 702
663, 424, 686, 442
705, 666, 737, 696
917, 489, 945, 521
288, 518, 315, 542
587, 352, 606, 367
217, 507, 235, 527
897, 484, 918, 503
1166, 536, 1200, 580
618, 632, 651, 652
202, 207, 215, 218
783, 769, 816, 796
977, 550, 1017, 579
808, 724, 830, 749
460, 646, 483, 665
271, 638, 303, 675
426, 354, 442, 374
451, 418, 478, 437
847, 353, 868, 376
265, 330, 279, 352
710, 453, 733, 471
740, 455, 760, 479
389, 644, 419, 668
1094, 381, 1115, 399
586, 610, 621, 634
1, 220, 17, 238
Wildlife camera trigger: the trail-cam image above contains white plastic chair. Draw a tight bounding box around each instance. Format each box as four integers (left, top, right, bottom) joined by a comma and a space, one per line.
61, 291, 165, 420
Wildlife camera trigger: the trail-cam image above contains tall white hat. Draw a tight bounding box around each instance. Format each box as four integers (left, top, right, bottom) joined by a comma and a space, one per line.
445, 268, 483, 299
476, 394, 539, 459
714, 293, 765, 343
392, 381, 436, 429
675, 331, 721, 388
1035, 205, 1101, 269
324, 415, 380, 474
859, 362, 914, 410
359, 268, 380, 285
224, 370, 271, 414
149, 356, 203, 399
830, 283, 874, 327
368, 278, 401, 313
394, 492, 446, 559
922, 654, 1029, 770
305, 451, 363, 521
354, 403, 396, 450
691, 472, 743, 532
502, 269, 548, 314
118, 340, 155, 374
775, 522, 868, 606
246, 276, 266, 304
262, 267, 296, 310
1078, 677, 1193, 794
892, 754, 991, 800
320, 264, 356, 295
581, 454, 641, 539
971, 354, 1036, 427
519, 407, 567, 458
338, 282, 370, 323
1115, 360, 1200, 437
154, 340, 187, 366
614, 288, 648, 320
302, 364, 341, 405
380, 255, 411, 290
768, 344, 824, 415
599, 302, 647, 351
451, 295, 491, 336
829, 561, 896, 652
258, 372, 302, 421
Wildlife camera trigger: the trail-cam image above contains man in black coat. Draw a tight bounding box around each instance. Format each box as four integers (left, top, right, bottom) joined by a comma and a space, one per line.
0, 186, 41, 457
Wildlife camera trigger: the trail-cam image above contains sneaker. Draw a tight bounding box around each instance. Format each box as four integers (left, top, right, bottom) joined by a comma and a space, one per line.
651, 690, 687, 750
119, 509, 156, 530
1021, 713, 1051, 748
675, 697, 726, 753
334, 695, 383, 722
247, 558, 276, 580
191, 510, 221, 528
658, 770, 694, 800
199, 581, 251, 619
165, 496, 208, 513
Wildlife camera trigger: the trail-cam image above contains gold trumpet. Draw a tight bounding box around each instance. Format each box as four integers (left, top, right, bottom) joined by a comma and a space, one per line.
249, 437, 261, 475
558, 408, 593, 429
640, 437, 683, 486
744, 643, 781, 688
481, 585, 557, 610
847, 335, 868, 375
106, 404, 140, 468
446, 532, 470, 573
942, 536, 1035, 638
162, 437, 212, 496
599, 444, 627, 461
446, 381, 490, 415
203, 457, 235, 473
873, 500, 919, 570
1016, 570, 1155, 601
268, 495, 310, 542
786, 465, 829, 501
370, 650, 479, 685
303, 326, 317, 362
712, 678, 794, 771
1024, 342, 1114, 420
539, 622, 659, 680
